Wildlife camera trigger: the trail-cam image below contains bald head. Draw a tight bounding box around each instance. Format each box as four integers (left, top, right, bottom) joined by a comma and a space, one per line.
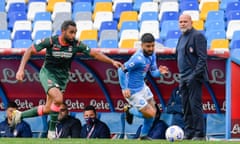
178, 14, 193, 33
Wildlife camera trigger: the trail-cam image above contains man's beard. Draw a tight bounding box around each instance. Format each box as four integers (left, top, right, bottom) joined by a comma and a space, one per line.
180, 28, 188, 33
143, 50, 153, 56
64, 37, 74, 44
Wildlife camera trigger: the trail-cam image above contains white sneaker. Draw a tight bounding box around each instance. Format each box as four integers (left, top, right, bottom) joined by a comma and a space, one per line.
47, 130, 56, 139
10, 110, 22, 127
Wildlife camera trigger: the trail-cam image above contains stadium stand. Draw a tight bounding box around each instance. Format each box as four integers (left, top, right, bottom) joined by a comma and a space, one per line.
1, 0, 238, 49
2, 0, 240, 138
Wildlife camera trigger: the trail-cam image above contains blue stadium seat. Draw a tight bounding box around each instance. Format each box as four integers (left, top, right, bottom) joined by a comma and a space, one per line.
113, 2, 133, 21
24, 116, 48, 138
206, 114, 225, 140
100, 39, 118, 48
226, 10, 240, 24
230, 30, 240, 48
33, 30, 52, 43
73, 2, 92, 14
160, 20, 179, 40
225, 1, 240, 18
164, 38, 179, 48
0, 111, 5, 122
133, 0, 151, 11
13, 39, 33, 48
8, 11, 27, 30
0, 30, 11, 39
0, 0, 5, 12
82, 39, 98, 48
100, 112, 124, 137
28, 0, 47, 3
73, 0, 93, 4
160, 11, 179, 27
180, 0, 199, 12
139, 11, 158, 23
99, 21, 118, 38
166, 30, 181, 40
220, 0, 240, 10
33, 12, 51, 21
231, 40, 240, 49
13, 30, 31, 41
119, 21, 138, 37
205, 30, 226, 48
8, 2, 26, 15
205, 20, 226, 31
205, 10, 225, 28
72, 2, 92, 20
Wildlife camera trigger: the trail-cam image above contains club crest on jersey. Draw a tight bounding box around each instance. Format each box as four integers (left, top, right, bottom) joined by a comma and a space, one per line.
129, 62, 135, 67
53, 44, 61, 51
189, 47, 194, 53
68, 46, 73, 52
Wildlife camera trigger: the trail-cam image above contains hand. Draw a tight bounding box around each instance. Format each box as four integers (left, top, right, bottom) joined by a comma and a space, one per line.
159, 65, 169, 74
112, 60, 123, 68
122, 89, 131, 99
186, 74, 195, 86
16, 70, 24, 82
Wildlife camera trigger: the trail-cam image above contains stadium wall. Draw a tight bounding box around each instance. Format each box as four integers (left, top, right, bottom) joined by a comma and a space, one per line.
0, 48, 229, 112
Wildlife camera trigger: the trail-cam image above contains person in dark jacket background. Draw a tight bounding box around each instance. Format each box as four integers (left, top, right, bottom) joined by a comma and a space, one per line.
0, 101, 32, 137
55, 103, 82, 138
176, 14, 208, 141
166, 86, 184, 129
80, 105, 110, 138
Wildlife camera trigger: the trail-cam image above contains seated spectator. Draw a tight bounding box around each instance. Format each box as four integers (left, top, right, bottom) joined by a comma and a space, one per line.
80, 105, 110, 138
0, 101, 32, 137
166, 86, 184, 129
55, 103, 82, 138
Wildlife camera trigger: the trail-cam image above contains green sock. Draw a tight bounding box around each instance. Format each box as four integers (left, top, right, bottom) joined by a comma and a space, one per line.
48, 112, 58, 131
21, 107, 38, 119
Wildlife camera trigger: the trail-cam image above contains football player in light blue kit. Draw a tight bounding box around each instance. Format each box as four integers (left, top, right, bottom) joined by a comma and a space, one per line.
118, 33, 169, 140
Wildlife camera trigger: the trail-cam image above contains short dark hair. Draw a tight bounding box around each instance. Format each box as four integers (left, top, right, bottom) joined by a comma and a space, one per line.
141, 33, 155, 43
7, 101, 18, 109
84, 105, 96, 115
61, 20, 76, 31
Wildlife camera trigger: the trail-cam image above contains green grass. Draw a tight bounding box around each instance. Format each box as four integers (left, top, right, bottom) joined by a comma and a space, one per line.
0, 138, 239, 144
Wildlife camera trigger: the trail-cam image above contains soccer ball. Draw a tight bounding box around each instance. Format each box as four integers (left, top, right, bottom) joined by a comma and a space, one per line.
165, 125, 184, 142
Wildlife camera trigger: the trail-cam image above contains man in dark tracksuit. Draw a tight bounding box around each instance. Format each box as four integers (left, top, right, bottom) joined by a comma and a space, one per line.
166, 87, 184, 129
176, 14, 208, 141
55, 103, 81, 138
80, 105, 110, 138
0, 102, 32, 137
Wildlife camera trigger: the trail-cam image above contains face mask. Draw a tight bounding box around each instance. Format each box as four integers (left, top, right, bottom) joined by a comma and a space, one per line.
85, 117, 95, 126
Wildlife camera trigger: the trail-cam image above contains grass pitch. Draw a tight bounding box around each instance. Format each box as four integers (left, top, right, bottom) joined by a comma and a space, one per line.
1, 138, 239, 144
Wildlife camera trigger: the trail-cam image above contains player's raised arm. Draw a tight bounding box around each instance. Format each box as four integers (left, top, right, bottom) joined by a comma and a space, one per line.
89, 50, 123, 68
16, 46, 35, 82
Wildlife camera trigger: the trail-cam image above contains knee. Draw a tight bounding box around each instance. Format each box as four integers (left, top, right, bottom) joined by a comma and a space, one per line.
141, 106, 156, 118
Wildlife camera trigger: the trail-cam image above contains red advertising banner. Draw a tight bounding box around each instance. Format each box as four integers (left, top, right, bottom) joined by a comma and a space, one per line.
0, 55, 226, 113
231, 62, 240, 138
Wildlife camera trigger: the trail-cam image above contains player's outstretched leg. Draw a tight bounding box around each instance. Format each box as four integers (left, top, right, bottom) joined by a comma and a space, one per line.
10, 110, 22, 127
124, 105, 133, 124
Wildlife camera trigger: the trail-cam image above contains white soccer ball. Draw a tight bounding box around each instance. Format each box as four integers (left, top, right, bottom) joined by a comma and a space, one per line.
165, 125, 184, 142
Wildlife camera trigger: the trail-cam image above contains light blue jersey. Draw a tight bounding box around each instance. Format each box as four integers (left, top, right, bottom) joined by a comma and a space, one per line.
118, 49, 161, 95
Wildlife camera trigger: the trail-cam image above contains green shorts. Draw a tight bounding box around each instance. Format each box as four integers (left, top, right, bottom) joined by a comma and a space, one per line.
39, 68, 68, 94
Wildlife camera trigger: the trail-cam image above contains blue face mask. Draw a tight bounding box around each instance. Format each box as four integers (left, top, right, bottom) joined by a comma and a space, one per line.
85, 117, 96, 126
